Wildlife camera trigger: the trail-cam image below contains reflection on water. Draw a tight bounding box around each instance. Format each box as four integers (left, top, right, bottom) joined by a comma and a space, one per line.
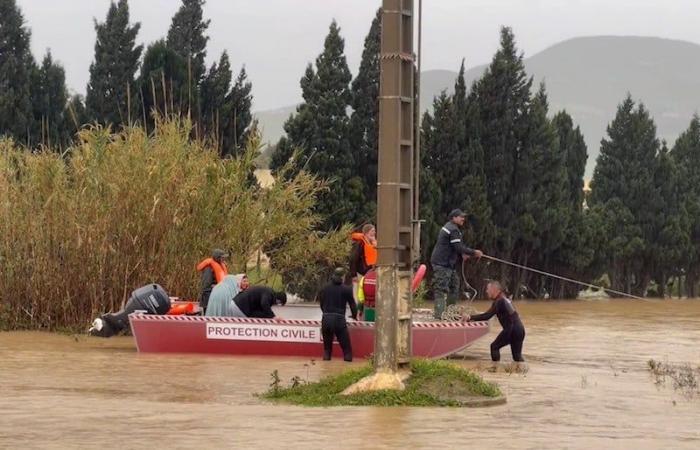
2, 299, 700, 449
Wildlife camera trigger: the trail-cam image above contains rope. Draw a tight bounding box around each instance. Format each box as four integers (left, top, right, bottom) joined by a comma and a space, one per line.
480, 254, 649, 301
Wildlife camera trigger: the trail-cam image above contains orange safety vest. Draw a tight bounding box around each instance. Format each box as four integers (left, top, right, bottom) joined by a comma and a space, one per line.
196, 258, 228, 283
351, 233, 377, 267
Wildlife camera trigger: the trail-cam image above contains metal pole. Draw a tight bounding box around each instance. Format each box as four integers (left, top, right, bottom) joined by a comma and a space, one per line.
375, 0, 415, 372
412, 0, 423, 268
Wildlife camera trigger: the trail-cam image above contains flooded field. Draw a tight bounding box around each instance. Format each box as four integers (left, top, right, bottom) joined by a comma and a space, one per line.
1, 299, 699, 449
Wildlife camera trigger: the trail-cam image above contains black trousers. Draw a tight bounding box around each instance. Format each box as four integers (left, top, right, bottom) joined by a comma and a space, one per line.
490, 322, 526, 362
321, 314, 352, 362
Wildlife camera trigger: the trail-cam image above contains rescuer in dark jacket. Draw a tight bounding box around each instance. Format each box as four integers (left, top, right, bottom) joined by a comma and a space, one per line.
430, 209, 483, 319
319, 267, 358, 362
233, 286, 287, 319
467, 280, 526, 362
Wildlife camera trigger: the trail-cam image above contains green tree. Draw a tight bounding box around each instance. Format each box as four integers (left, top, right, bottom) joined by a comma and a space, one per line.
0, 0, 35, 145
137, 40, 187, 127
167, 0, 210, 88
513, 84, 568, 297
648, 143, 689, 297
671, 116, 700, 297
86, 0, 143, 127
200, 51, 232, 149
270, 21, 361, 229
548, 110, 594, 298
590, 95, 660, 295
473, 27, 532, 282
222, 67, 253, 157
349, 8, 381, 214
31, 51, 69, 148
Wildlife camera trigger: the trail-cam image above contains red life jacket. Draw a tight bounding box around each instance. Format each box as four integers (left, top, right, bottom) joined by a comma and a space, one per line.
196, 258, 228, 283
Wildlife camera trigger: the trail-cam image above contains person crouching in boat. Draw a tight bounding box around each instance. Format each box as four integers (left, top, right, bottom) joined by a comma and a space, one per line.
196, 249, 229, 314
205, 275, 243, 317
465, 280, 526, 362
319, 267, 358, 362
231, 286, 287, 319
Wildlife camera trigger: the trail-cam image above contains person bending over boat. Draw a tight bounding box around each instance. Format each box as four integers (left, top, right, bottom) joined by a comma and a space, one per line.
232, 286, 287, 319
430, 209, 483, 319
319, 268, 358, 362
205, 275, 243, 317
197, 249, 229, 314
465, 280, 526, 362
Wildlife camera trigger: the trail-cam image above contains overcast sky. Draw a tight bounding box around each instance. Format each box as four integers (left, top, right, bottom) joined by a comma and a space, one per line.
17, 0, 700, 111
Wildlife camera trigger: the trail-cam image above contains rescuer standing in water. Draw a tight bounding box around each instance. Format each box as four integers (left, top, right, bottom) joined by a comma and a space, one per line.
319, 267, 358, 362
430, 209, 483, 319
466, 280, 526, 362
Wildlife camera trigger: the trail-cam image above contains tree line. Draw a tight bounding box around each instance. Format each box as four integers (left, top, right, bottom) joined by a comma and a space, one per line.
3, 1, 700, 298
270, 15, 700, 298
0, 0, 252, 157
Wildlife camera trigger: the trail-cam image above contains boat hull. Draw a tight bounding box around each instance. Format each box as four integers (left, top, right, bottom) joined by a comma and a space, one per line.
129, 312, 489, 359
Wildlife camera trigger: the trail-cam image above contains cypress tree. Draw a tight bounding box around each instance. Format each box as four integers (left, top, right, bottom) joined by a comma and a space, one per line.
671, 116, 700, 296
138, 40, 188, 126
648, 143, 689, 297
166, 0, 210, 88
31, 51, 69, 148
549, 110, 594, 298
349, 8, 381, 214
0, 0, 35, 145
473, 27, 532, 280
86, 0, 142, 127
513, 84, 568, 296
200, 51, 232, 151
222, 67, 253, 157
270, 21, 359, 229
590, 95, 660, 295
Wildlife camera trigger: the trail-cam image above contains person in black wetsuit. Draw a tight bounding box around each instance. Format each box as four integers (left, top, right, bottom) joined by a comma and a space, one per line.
319, 267, 358, 362
466, 280, 526, 362
232, 286, 287, 318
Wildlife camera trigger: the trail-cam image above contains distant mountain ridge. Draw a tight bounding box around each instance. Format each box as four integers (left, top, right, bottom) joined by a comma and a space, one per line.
255, 36, 700, 176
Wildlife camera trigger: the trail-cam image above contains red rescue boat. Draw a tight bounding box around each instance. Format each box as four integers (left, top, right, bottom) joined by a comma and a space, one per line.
128, 305, 489, 359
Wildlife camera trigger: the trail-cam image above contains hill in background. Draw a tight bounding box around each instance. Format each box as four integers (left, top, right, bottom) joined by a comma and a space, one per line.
255, 36, 700, 176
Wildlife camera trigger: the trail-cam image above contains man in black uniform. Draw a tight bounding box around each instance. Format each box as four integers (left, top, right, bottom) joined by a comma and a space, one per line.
233, 286, 287, 319
467, 280, 526, 362
319, 267, 358, 362
430, 209, 483, 319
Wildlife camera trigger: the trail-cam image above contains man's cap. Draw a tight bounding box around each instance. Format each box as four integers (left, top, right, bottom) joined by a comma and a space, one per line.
212, 248, 229, 259
448, 209, 467, 219
333, 267, 346, 278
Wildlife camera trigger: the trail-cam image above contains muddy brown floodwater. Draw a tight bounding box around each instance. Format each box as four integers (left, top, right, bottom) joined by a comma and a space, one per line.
2, 299, 700, 449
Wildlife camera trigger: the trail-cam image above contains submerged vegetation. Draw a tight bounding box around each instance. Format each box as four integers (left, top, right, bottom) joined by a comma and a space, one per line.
648, 359, 700, 399
0, 119, 348, 330
261, 359, 503, 407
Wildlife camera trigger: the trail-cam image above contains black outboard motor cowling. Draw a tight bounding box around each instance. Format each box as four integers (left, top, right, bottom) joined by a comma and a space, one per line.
90, 284, 170, 338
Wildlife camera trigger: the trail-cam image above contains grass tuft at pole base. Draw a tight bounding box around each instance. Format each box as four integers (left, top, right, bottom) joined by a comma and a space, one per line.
260, 359, 505, 407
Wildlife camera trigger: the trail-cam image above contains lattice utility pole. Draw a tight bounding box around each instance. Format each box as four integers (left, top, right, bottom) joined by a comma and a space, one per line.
374, 0, 415, 373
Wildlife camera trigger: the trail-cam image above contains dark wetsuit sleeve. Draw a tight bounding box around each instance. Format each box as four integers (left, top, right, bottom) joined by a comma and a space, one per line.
449, 228, 475, 256
344, 287, 358, 319
319, 289, 327, 313
259, 292, 275, 318
469, 302, 497, 322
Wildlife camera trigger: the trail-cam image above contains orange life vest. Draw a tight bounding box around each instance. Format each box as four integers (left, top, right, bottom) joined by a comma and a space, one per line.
196, 258, 228, 283
351, 232, 377, 267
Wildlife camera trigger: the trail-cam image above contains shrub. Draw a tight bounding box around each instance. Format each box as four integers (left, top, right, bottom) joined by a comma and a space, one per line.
0, 118, 346, 330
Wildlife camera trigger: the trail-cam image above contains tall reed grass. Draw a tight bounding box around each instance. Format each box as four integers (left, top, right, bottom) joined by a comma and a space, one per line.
0, 118, 348, 330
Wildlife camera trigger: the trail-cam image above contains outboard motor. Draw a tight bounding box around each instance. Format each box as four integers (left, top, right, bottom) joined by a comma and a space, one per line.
89, 283, 170, 338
